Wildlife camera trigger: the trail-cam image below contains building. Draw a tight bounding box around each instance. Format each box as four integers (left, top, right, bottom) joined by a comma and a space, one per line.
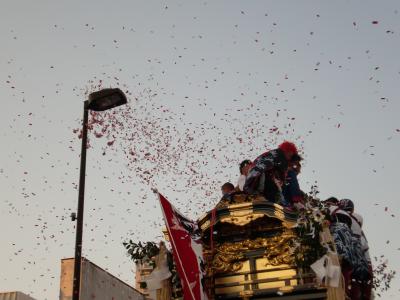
134, 260, 155, 297
0, 291, 36, 300
60, 257, 144, 300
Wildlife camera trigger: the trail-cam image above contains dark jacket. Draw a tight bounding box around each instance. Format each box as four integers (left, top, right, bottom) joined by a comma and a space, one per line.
243, 149, 288, 198
282, 169, 304, 205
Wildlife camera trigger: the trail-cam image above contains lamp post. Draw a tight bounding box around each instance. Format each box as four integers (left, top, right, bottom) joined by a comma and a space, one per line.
72, 88, 127, 300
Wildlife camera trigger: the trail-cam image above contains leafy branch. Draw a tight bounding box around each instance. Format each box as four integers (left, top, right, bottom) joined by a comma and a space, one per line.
123, 240, 160, 263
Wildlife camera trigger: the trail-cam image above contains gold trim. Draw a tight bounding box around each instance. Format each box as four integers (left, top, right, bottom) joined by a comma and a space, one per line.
220, 212, 265, 226
200, 220, 210, 231
198, 200, 297, 231
205, 234, 296, 274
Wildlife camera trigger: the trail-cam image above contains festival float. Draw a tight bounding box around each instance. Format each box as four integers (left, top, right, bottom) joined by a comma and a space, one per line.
128, 192, 347, 300
198, 194, 344, 300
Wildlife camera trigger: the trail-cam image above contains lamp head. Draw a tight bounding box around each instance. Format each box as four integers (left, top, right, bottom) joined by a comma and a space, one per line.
87, 88, 127, 111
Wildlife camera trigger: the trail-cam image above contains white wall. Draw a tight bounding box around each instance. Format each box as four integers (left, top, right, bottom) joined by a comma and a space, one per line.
59, 258, 144, 300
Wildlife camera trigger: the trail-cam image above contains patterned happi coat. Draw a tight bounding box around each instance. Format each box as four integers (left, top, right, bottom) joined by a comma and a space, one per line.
243, 148, 288, 203
330, 222, 369, 280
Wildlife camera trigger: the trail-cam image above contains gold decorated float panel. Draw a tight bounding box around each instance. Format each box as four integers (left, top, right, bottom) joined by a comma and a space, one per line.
199, 195, 327, 299
198, 195, 298, 231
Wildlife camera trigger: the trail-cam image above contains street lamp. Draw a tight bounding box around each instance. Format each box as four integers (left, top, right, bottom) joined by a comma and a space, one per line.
72, 88, 127, 300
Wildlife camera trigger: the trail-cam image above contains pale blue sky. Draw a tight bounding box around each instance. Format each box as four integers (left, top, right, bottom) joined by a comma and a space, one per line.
0, 1, 399, 299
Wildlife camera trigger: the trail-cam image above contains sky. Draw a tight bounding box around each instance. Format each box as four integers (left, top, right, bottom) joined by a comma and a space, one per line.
0, 0, 399, 299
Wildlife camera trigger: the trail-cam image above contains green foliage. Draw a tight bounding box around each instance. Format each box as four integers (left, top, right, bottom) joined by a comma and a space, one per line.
123, 239, 183, 298
293, 198, 327, 268
123, 240, 160, 263
294, 216, 326, 268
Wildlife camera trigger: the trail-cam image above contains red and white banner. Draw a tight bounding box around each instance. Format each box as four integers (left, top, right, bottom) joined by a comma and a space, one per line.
158, 193, 208, 300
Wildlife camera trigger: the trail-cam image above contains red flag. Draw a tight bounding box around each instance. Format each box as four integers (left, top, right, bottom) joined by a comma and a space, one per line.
158, 193, 208, 300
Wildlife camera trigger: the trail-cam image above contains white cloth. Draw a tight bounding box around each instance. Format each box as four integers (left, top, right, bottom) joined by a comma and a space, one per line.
311, 254, 341, 288
237, 174, 246, 191
328, 206, 350, 218
350, 212, 363, 236
146, 267, 172, 290
145, 250, 172, 298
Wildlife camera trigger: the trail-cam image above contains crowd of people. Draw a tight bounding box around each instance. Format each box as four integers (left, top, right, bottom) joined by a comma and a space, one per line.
219, 141, 373, 299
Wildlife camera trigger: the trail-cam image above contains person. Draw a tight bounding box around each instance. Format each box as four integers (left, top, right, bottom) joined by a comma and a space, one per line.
215, 182, 236, 209
236, 159, 252, 191
221, 182, 235, 196
243, 141, 298, 203
339, 199, 373, 300
324, 198, 354, 298
282, 153, 304, 208
325, 198, 369, 299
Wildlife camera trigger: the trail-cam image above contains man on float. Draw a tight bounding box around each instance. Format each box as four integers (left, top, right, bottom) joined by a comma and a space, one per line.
236, 159, 252, 191
243, 141, 298, 203
339, 199, 373, 300
282, 153, 305, 209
